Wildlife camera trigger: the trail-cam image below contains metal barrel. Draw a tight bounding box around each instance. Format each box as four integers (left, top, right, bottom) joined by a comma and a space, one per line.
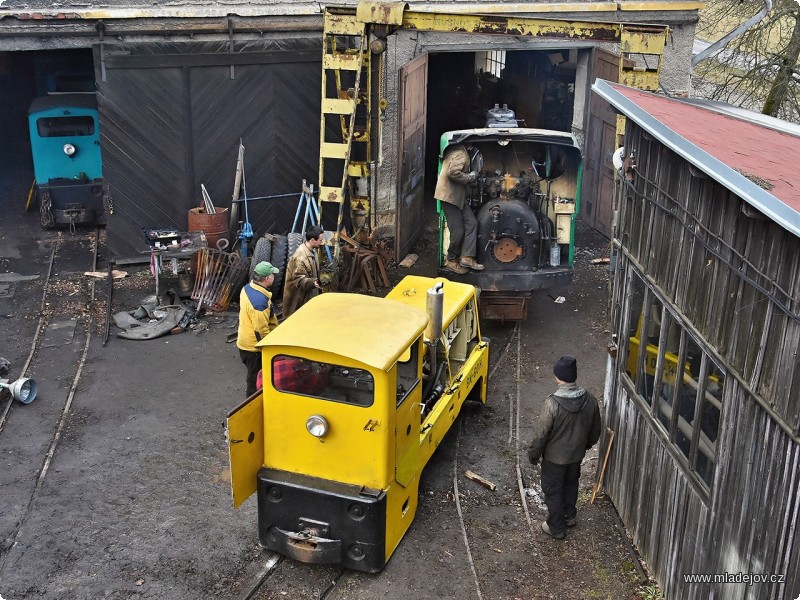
188, 207, 229, 252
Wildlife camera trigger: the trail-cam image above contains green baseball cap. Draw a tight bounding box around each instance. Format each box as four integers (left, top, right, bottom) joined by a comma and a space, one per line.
254, 261, 279, 276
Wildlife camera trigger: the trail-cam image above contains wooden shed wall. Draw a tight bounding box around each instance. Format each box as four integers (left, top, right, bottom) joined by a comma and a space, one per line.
607, 375, 800, 599
607, 120, 800, 598
617, 124, 800, 432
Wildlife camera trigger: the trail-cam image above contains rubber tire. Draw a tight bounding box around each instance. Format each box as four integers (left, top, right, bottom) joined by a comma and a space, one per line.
249, 236, 273, 279
287, 232, 303, 260
269, 234, 289, 295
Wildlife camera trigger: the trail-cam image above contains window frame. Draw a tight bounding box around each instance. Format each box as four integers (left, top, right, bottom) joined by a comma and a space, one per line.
271, 354, 375, 408
617, 270, 724, 495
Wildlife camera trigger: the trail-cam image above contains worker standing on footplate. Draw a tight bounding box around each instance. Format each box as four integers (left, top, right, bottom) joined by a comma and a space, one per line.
435, 144, 485, 275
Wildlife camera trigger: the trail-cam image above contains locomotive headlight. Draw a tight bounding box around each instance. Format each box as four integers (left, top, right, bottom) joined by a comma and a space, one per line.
63, 143, 76, 157
306, 415, 329, 438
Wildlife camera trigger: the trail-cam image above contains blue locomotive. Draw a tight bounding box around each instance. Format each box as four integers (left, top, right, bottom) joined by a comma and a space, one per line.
28, 94, 106, 228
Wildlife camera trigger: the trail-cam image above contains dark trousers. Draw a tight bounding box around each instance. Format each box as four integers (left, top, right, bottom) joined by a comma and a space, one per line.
541, 459, 581, 535
239, 349, 262, 397
441, 201, 478, 260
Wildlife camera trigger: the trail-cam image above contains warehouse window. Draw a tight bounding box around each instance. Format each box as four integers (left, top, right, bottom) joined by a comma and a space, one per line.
620, 274, 724, 492
483, 50, 506, 78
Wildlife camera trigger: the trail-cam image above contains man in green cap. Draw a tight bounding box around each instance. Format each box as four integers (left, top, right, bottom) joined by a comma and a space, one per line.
237, 261, 279, 396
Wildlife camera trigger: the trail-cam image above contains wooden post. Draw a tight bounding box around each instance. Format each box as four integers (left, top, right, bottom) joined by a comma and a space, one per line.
591, 428, 616, 504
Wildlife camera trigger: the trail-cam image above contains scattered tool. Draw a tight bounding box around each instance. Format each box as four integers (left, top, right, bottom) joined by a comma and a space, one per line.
200, 184, 216, 215
238, 149, 254, 257
590, 428, 616, 504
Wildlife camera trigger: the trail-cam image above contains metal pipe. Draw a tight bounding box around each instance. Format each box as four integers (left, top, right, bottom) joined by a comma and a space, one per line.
425, 282, 444, 399
425, 282, 444, 343
691, 0, 772, 67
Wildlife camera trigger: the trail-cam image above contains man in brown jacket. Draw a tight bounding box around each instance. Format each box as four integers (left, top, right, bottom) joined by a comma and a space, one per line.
282, 225, 324, 319
528, 356, 601, 539
434, 144, 484, 275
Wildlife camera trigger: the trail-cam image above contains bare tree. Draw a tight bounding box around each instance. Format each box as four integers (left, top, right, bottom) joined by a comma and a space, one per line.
693, 0, 800, 123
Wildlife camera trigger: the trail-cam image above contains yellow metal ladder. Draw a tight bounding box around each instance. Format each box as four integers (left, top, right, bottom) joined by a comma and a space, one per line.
318, 8, 373, 261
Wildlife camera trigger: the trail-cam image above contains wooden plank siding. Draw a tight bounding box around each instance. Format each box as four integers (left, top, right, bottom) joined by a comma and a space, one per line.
607, 119, 800, 598
95, 38, 326, 260
608, 367, 800, 599
616, 123, 800, 433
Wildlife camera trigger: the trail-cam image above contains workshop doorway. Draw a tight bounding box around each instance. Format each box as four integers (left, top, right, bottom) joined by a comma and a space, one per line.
394, 44, 619, 257
0, 48, 94, 216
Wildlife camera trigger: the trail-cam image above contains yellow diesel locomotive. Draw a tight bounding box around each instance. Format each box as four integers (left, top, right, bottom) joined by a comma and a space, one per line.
226, 276, 489, 572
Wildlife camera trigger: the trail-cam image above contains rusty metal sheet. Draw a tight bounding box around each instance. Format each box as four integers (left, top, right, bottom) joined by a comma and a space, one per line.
356, 2, 408, 25
402, 12, 622, 41
621, 28, 668, 54
619, 70, 661, 91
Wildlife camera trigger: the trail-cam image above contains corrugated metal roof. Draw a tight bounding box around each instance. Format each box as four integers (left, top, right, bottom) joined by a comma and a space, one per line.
592, 79, 800, 238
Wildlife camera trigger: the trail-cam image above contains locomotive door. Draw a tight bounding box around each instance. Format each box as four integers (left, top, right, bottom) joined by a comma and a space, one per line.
226, 392, 264, 508
395, 53, 428, 261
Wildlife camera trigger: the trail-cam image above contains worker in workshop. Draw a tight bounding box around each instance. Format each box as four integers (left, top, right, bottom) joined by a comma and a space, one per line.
528, 356, 601, 540
434, 144, 484, 275
282, 225, 324, 319
237, 261, 280, 397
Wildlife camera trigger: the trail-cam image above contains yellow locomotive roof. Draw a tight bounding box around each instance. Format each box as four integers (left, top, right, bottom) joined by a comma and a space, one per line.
386, 276, 476, 328
258, 291, 427, 371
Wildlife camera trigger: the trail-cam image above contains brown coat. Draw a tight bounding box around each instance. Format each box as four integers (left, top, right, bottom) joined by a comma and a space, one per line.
434, 144, 471, 209
282, 243, 320, 319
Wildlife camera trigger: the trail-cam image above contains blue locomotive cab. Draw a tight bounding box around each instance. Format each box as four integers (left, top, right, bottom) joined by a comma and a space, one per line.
28, 94, 106, 228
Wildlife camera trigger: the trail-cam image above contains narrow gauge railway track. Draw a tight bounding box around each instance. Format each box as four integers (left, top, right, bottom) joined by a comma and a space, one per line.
449, 321, 541, 599
0, 228, 101, 574
237, 324, 525, 600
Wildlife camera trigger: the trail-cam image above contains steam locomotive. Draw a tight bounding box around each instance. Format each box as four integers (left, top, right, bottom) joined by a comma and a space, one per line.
437, 105, 582, 320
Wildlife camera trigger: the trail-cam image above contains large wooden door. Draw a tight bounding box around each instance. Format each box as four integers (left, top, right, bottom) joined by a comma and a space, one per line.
583, 48, 620, 238
95, 40, 322, 260
395, 54, 428, 261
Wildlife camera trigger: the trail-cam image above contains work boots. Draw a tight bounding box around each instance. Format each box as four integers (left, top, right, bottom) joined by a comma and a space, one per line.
444, 259, 468, 275
459, 256, 485, 271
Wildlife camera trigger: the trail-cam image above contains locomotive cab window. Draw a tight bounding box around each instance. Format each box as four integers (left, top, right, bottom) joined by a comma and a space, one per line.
272, 354, 374, 407
396, 337, 421, 406
37, 115, 95, 137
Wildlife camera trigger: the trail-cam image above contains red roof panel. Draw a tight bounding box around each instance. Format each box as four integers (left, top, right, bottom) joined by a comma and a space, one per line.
609, 83, 800, 215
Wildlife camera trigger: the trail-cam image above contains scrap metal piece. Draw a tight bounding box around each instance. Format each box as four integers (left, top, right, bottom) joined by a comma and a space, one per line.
117, 307, 186, 340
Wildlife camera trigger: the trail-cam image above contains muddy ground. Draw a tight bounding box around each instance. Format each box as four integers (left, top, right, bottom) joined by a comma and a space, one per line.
0, 201, 657, 599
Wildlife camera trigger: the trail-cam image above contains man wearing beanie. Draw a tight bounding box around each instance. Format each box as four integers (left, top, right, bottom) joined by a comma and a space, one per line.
237, 261, 280, 397
528, 355, 601, 539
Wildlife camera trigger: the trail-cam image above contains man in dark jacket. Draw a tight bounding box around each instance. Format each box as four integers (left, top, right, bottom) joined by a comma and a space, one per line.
528, 356, 601, 539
